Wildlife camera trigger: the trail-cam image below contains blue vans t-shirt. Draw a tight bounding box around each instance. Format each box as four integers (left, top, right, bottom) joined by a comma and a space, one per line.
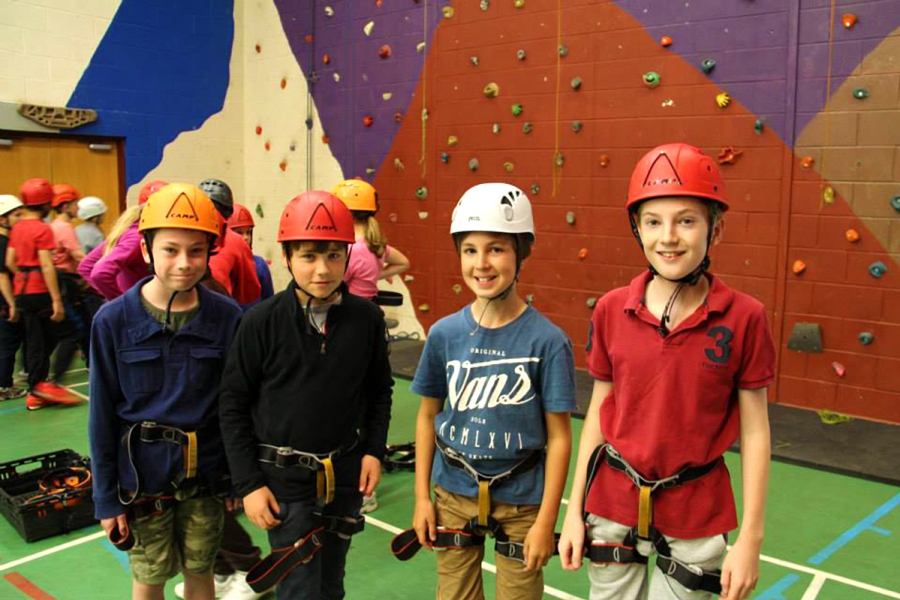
411, 305, 576, 505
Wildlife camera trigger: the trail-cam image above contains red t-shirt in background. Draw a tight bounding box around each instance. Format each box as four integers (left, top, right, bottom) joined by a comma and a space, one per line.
585, 271, 775, 539
9, 218, 56, 295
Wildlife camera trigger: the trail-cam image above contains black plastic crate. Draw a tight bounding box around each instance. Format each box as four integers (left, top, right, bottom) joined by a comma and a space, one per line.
0, 449, 97, 542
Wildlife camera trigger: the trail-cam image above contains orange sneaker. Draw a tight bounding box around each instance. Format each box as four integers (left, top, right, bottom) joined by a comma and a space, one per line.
25, 394, 52, 411
32, 382, 82, 405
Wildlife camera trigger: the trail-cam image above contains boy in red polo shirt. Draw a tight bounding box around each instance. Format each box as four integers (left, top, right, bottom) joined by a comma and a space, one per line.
558, 143, 774, 600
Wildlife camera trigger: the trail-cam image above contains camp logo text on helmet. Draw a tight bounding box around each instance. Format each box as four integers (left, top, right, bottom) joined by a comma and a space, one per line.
278, 190, 355, 243
626, 143, 729, 211
138, 183, 220, 238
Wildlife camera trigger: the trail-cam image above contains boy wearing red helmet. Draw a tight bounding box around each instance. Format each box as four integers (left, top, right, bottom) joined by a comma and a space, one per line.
558, 144, 774, 600
226, 203, 274, 310
219, 191, 393, 599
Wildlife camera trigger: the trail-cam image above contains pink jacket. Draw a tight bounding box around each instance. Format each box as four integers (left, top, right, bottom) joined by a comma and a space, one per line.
82, 223, 148, 300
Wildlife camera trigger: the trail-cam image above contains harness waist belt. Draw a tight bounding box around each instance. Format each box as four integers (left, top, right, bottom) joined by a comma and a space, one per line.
257, 440, 357, 505
140, 421, 199, 481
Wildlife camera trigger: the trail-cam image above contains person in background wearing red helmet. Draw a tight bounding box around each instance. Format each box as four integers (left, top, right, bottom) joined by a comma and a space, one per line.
219, 191, 392, 599
198, 179, 261, 305
89, 183, 241, 600
227, 203, 273, 311
5, 179, 82, 409
0, 194, 26, 400
80, 180, 167, 300
558, 144, 774, 600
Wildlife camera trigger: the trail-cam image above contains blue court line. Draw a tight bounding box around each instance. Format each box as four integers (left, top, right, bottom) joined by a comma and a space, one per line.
0, 405, 25, 416
755, 574, 801, 599
808, 491, 900, 565
101, 539, 131, 573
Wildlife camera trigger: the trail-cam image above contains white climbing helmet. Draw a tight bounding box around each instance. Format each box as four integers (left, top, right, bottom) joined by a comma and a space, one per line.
77, 196, 108, 220
0, 194, 23, 217
450, 183, 534, 240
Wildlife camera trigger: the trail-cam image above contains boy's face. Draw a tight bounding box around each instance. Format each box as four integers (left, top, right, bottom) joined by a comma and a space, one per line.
0, 208, 21, 228
636, 197, 723, 280
233, 226, 253, 249
282, 241, 348, 301
459, 232, 518, 300
140, 229, 211, 292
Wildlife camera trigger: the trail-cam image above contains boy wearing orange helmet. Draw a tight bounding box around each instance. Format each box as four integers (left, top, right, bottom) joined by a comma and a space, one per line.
89, 183, 241, 600
219, 191, 393, 599
557, 144, 774, 600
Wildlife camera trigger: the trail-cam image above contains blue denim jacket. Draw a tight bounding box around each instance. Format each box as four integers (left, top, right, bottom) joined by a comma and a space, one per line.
88, 278, 241, 519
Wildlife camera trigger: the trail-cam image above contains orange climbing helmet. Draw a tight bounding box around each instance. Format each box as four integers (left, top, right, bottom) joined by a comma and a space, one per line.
51, 184, 81, 207
227, 203, 255, 229
138, 180, 169, 205
277, 190, 355, 243
19, 178, 54, 207
331, 179, 378, 213
626, 143, 729, 211
138, 183, 221, 238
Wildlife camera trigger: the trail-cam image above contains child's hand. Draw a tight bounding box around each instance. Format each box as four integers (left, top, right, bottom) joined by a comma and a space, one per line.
7, 305, 17, 323
523, 520, 556, 571
50, 299, 65, 323
225, 497, 243, 512
412, 498, 437, 550
359, 455, 382, 497
100, 514, 128, 538
719, 538, 760, 600
243, 486, 281, 530
557, 511, 586, 571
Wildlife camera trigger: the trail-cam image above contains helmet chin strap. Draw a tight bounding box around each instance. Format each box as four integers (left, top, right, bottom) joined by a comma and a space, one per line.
288, 247, 351, 336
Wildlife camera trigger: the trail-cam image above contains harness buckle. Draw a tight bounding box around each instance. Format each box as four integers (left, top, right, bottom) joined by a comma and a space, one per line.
162, 429, 178, 442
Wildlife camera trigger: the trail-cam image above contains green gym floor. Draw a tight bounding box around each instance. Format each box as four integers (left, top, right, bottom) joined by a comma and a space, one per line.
0, 369, 898, 599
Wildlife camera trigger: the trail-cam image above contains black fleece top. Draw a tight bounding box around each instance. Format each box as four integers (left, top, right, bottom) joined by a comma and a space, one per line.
219, 282, 393, 500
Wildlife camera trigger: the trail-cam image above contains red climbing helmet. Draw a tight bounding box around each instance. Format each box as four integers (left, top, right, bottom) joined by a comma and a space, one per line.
227, 203, 255, 229
19, 178, 54, 206
138, 180, 169, 205
51, 184, 81, 207
626, 143, 729, 211
277, 191, 355, 243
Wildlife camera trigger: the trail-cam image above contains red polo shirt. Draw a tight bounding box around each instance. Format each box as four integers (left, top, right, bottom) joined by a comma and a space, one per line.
585, 271, 775, 539
209, 224, 261, 304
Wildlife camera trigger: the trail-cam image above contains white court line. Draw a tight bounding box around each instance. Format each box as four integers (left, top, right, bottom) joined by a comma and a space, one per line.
801, 573, 828, 600
67, 381, 89, 389
0, 530, 105, 572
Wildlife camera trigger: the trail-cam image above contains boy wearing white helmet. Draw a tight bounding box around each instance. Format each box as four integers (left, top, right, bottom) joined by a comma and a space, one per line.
75, 196, 108, 253
402, 183, 575, 599
0, 195, 25, 400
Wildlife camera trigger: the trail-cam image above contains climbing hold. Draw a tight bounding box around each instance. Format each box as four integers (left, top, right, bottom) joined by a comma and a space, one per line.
255, 44, 261, 53
468, 158, 479, 171
442, 6, 454, 18
522, 122, 533, 134
869, 261, 887, 278
822, 186, 835, 204
417, 42, 426, 53
255, 204, 264, 218
716, 92, 731, 108
801, 156, 815, 169
845, 229, 860, 243
558, 45, 568, 57
660, 35, 673, 47
418, 303, 430, 312
279, 160, 287, 172
394, 112, 403, 122
572, 121, 583, 133
321, 134, 330, 144
578, 248, 588, 260
394, 157, 405, 171
817, 410, 853, 425
418, 211, 429, 220
525, 294, 534, 304
264, 141, 270, 151
447, 135, 458, 146
322, 53, 331, 64
333, 72, 341, 82
416, 186, 428, 200
480, 0, 489, 10
716, 146, 743, 165
388, 212, 398, 223
365, 168, 376, 175
642, 71, 661, 88
363, 115, 374, 127
853, 88, 869, 100
531, 183, 540, 195
841, 13, 858, 29
324, 6, 334, 17
470, 56, 479, 66
305, 34, 313, 44
565, 211, 576, 225
255, 125, 262, 135
382, 92, 392, 101
483, 82, 500, 98
511, 104, 524, 116
858, 331, 875, 346
891, 196, 900, 211
514, 0, 525, 7
452, 284, 462, 295
403, 275, 415, 282
788, 323, 823, 353
586, 297, 597, 309
492, 123, 501, 134
503, 162, 515, 172
517, 49, 526, 60
280, 78, 287, 89
792, 260, 807, 275
661, 99, 675, 107
700, 59, 716, 74
599, 154, 610, 168
440, 152, 449, 163
555, 153, 564, 167
378, 45, 391, 59
363, 21, 374, 36
289, 142, 296, 151
831, 362, 846, 378
754, 118, 765, 135
375, 0, 383, 8
571, 77, 583, 90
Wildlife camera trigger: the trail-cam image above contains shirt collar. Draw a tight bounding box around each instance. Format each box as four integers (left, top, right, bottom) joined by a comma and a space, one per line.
623, 270, 733, 314
124, 277, 221, 343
